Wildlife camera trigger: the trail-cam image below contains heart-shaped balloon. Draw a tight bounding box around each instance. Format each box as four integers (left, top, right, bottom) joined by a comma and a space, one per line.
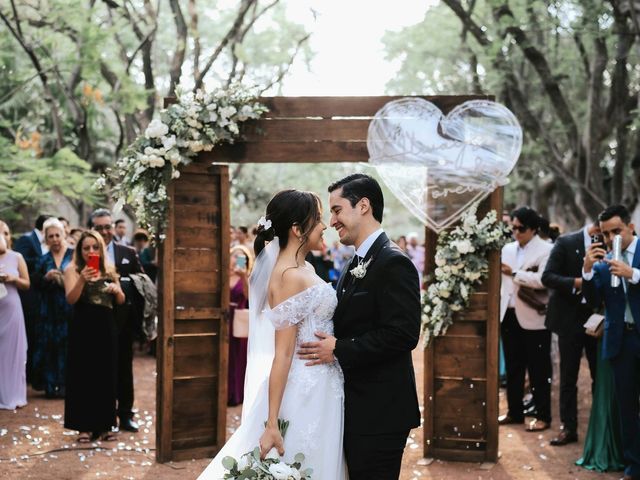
367, 98, 522, 232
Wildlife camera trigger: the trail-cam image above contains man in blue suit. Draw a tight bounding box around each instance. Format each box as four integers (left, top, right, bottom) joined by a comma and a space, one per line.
14, 214, 52, 384
583, 204, 640, 480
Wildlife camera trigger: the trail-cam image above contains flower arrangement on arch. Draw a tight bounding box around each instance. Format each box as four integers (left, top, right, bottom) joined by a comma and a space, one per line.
96, 84, 267, 237
421, 206, 510, 346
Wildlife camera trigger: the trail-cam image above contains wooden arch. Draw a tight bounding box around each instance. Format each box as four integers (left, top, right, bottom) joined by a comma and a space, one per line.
156, 95, 500, 464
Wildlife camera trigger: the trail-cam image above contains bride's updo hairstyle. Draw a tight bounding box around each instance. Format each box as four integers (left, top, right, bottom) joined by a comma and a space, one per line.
254, 189, 321, 258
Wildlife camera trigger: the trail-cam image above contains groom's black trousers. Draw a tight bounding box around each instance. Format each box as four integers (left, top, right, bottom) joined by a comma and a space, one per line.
344, 430, 410, 480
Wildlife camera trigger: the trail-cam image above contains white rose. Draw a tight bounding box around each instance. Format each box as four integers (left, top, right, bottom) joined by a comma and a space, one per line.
145, 119, 169, 139
162, 135, 177, 151
290, 468, 301, 480
219, 105, 237, 119
454, 240, 473, 255
228, 122, 239, 135
435, 257, 446, 267
268, 463, 294, 480
439, 289, 451, 298
208, 111, 218, 123
139, 155, 150, 166
450, 304, 462, 311
171, 169, 180, 179
186, 117, 201, 128
237, 104, 253, 121
190, 141, 204, 152
195, 90, 205, 101
144, 146, 154, 155
148, 155, 165, 168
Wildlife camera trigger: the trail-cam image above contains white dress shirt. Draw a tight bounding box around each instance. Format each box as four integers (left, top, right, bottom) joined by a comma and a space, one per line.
107, 241, 116, 265
35, 228, 49, 254
355, 228, 384, 258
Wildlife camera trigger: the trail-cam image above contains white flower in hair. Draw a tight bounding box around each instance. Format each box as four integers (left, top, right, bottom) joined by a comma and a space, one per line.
257, 216, 272, 230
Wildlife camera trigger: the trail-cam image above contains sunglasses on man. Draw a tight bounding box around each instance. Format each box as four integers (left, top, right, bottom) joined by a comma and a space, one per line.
93, 224, 112, 232
511, 225, 530, 233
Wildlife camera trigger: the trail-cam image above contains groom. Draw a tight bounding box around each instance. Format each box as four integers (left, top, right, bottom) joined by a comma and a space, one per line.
299, 174, 421, 479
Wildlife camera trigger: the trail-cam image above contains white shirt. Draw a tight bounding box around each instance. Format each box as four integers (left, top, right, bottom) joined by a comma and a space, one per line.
107, 241, 116, 265
355, 228, 384, 258
507, 239, 535, 308
35, 228, 49, 254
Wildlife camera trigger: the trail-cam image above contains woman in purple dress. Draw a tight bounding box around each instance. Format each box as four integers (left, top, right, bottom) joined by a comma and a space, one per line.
0, 221, 31, 410
227, 245, 253, 406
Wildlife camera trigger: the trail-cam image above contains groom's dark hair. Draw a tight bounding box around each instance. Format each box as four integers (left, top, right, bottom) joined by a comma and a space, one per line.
328, 174, 384, 223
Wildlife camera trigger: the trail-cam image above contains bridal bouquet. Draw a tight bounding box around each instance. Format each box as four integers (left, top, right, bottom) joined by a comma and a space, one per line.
222, 419, 312, 479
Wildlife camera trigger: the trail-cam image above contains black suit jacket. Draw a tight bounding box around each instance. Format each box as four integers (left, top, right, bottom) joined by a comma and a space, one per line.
333, 232, 421, 435
112, 243, 144, 329
541, 230, 592, 336
14, 231, 44, 318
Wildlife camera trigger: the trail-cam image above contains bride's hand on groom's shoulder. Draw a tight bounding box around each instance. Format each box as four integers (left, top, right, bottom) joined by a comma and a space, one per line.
298, 331, 337, 366
259, 425, 285, 459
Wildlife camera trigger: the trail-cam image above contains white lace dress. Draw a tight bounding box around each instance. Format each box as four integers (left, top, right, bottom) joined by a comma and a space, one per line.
198, 282, 347, 480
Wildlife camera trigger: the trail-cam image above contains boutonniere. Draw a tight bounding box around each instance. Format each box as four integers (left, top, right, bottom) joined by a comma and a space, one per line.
350, 257, 373, 280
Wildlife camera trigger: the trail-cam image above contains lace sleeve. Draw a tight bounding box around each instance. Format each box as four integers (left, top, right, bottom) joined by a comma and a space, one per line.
266, 300, 308, 330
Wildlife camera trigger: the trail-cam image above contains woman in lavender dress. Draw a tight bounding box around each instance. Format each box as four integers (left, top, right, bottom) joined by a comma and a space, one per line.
0, 220, 31, 410
227, 245, 253, 406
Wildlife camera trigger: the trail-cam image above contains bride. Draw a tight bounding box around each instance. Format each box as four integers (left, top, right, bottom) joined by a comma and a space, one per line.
198, 189, 348, 479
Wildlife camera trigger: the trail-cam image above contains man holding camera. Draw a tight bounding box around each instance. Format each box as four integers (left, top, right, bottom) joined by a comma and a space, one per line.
542, 222, 601, 446
583, 205, 640, 480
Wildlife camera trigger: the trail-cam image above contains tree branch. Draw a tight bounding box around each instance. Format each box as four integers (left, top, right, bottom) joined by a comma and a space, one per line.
168, 0, 187, 96
194, 0, 258, 90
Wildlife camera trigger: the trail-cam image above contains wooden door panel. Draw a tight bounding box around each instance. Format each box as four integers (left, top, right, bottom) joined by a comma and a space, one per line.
157, 163, 229, 462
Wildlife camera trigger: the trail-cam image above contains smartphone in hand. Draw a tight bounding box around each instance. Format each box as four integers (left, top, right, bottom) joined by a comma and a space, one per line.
87, 254, 100, 272
591, 234, 605, 260
235, 255, 247, 269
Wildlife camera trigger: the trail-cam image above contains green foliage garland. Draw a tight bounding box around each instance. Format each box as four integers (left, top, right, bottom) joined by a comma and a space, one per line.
421, 206, 510, 347
98, 85, 267, 237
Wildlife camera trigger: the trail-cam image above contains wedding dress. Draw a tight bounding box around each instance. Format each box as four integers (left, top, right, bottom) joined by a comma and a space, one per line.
198, 239, 347, 480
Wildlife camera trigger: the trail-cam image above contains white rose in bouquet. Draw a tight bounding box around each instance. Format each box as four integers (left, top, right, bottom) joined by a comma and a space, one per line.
145, 119, 169, 139
454, 239, 473, 255
219, 105, 237, 119
148, 155, 165, 168
268, 463, 294, 480
162, 134, 177, 151
237, 104, 254, 121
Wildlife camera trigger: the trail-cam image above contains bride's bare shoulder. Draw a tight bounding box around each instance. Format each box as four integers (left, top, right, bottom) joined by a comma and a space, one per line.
269, 265, 318, 307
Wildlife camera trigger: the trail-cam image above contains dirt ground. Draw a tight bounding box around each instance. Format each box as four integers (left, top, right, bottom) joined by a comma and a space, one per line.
0, 343, 622, 480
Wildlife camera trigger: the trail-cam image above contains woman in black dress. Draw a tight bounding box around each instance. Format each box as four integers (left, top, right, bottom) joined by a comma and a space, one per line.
63, 231, 125, 443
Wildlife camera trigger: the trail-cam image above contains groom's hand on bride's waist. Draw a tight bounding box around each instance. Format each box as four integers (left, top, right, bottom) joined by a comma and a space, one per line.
298, 331, 336, 366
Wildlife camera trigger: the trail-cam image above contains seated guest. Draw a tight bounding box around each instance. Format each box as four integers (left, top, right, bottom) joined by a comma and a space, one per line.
498, 207, 553, 432
32, 218, 74, 398
63, 231, 125, 442
0, 220, 30, 409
